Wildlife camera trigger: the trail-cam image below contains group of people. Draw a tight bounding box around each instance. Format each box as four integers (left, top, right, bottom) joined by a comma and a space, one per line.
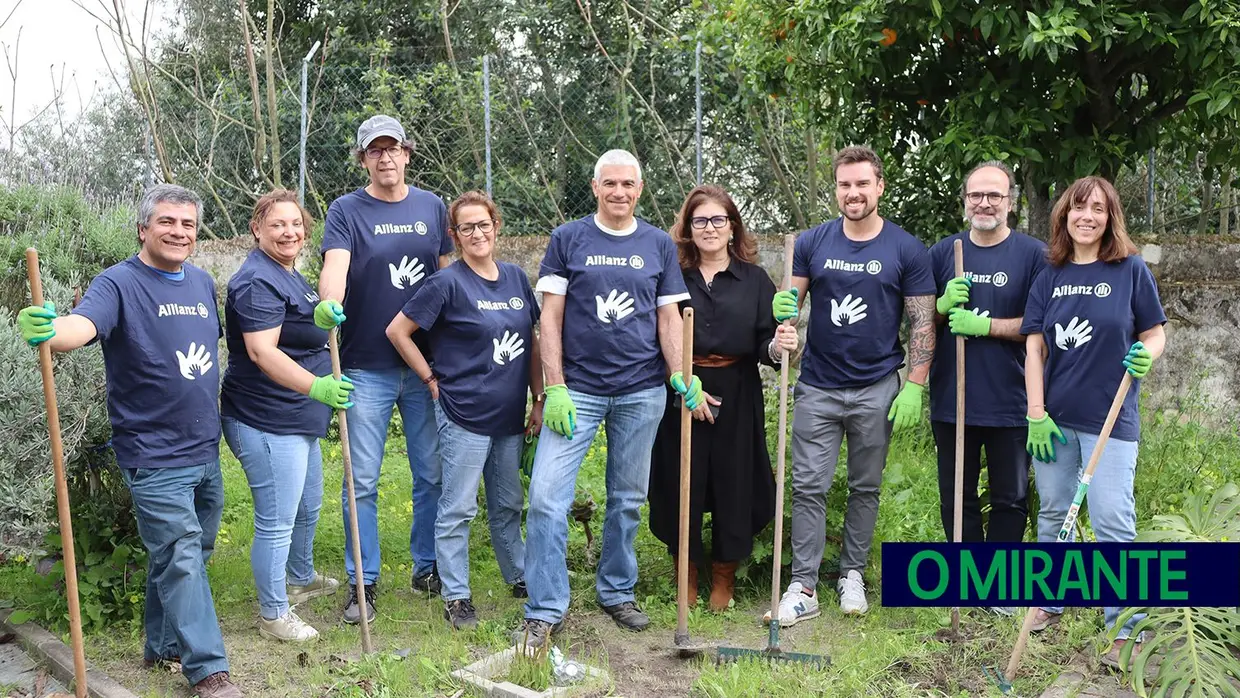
13, 112, 1165, 696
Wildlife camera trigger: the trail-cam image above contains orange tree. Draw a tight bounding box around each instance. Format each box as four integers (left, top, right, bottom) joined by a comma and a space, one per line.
709, 0, 1240, 237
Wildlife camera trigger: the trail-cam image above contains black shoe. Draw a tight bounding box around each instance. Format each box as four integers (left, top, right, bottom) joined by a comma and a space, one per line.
343, 583, 376, 625
412, 564, 442, 595
511, 580, 528, 598
444, 598, 478, 630
510, 617, 564, 648
601, 601, 649, 631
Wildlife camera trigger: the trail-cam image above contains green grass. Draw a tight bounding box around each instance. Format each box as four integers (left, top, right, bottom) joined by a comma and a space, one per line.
0, 376, 1237, 696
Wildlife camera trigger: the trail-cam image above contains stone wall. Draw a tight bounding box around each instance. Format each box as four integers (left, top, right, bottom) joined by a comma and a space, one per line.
194, 233, 1240, 428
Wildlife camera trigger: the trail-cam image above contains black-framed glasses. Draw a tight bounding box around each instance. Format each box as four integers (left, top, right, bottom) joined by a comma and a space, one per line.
454, 219, 496, 237
364, 145, 406, 160
690, 215, 731, 230
965, 191, 1009, 205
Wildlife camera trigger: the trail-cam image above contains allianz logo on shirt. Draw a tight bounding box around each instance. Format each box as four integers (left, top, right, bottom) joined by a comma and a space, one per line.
585, 254, 645, 269
1051, 282, 1112, 298
823, 258, 882, 275
477, 297, 526, 312
373, 222, 428, 236
157, 302, 210, 319
965, 271, 1009, 287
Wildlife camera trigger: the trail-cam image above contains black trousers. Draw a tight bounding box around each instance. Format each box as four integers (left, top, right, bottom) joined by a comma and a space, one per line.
931, 421, 1030, 543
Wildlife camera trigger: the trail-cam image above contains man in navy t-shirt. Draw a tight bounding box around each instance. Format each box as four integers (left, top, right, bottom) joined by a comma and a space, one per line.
767, 146, 937, 624
513, 149, 701, 646
928, 161, 1046, 578
318, 115, 454, 624
17, 185, 241, 697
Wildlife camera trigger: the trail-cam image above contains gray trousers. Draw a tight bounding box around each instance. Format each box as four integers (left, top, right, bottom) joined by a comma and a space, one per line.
790, 373, 899, 590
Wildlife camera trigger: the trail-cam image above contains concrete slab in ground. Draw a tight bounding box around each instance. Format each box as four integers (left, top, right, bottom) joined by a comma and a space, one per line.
0, 640, 69, 696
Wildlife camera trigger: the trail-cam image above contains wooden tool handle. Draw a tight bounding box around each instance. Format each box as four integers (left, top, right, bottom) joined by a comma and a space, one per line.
330, 328, 372, 653
676, 307, 694, 639
26, 248, 88, 698
770, 233, 795, 630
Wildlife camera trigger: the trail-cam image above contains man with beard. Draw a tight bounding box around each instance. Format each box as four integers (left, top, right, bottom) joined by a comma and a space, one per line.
766, 146, 936, 623
927, 161, 1046, 614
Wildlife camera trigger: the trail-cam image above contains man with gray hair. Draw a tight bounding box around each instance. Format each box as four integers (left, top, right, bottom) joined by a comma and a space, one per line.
927, 161, 1046, 613
513, 149, 703, 646
16, 184, 241, 697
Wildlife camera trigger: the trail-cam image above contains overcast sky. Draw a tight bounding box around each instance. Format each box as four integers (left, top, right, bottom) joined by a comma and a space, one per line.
0, 0, 165, 138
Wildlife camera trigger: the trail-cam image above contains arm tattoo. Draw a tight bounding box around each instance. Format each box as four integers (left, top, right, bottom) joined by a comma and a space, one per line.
905, 294, 936, 377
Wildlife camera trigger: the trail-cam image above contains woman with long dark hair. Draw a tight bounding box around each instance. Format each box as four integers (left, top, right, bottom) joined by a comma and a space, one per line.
648, 185, 796, 611
1021, 176, 1166, 669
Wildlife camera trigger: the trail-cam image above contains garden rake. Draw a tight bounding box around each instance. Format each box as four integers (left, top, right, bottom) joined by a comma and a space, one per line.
716, 235, 828, 669
330, 329, 374, 654
673, 307, 710, 658
26, 248, 89, 698
984, 372, 1135, 693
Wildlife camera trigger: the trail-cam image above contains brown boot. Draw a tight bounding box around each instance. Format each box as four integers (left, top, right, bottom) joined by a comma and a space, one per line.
709, 561, 738, 612
673, 556, 699, 606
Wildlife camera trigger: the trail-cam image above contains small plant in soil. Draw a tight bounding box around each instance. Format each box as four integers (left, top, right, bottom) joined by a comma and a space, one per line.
504, 636, 553, 691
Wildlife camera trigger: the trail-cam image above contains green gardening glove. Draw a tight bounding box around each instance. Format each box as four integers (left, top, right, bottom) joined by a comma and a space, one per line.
936, 276, 971, 315
947, 306, 991, 338
314, 300, 346, 330
886, 380, 924, 431
1026, 413, 1067, 463
543, 384, 577, 439
1123, 341, 1153, 378
309, 375, 354, 409
521, 434, 538, 477
17, 302, 57, 346
772, 288, 799, 322
669, 371, 704, 410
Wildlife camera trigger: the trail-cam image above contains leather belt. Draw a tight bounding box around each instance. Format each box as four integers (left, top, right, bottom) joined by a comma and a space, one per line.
692, 354, 741, 368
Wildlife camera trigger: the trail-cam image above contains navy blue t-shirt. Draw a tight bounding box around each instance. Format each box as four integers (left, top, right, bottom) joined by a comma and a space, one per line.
1021, 256, 1166, 442
403, 261, 540, 436
321, 186, 453, 369
928, 231, 1048, 427
72, 256, 222, 468
793, 218, 936, 389
537, 216, 689, 395
221, 249, 333, 437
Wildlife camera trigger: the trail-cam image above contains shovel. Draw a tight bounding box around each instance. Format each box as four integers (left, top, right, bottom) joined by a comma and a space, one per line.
673, 307, 710, 658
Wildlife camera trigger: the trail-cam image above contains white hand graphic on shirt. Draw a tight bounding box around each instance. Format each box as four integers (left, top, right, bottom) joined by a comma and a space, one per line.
492, 330, 526, 366
1054, 316, 1093, 350
830, 294, 868, 326
388, 256, 426, 290
971, 307, 991, 318
176, 342, 214, 380
595, 289, 635, 323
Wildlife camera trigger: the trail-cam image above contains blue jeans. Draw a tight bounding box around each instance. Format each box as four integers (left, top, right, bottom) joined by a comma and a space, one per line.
433, 402, 526, 601
343, 367, 441, 584
222, 418, 324, 619
523, 385, 665, 624
1034, 426, 1144, 640
120, 461, 229, 685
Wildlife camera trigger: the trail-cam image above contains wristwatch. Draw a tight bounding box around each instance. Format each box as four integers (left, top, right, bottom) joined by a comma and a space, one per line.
533, 392, 546, 404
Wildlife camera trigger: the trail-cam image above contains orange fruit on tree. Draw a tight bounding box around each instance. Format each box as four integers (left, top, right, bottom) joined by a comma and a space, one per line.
880, 28, 897, 46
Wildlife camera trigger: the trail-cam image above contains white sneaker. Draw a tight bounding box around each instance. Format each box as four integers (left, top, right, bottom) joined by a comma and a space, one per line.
258, 610, 319, 642
287, 571, 341, 605
761, 582, 820, 627
837, 570, 869, 615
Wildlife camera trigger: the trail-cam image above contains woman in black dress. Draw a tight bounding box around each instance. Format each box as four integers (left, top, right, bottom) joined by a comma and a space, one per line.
649, 185, 797, 611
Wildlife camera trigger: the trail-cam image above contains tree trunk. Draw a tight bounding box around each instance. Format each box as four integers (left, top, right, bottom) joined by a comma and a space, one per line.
264, 0, 282, 188
1024, 169, 1053, 240
1220, 171, 1232, 236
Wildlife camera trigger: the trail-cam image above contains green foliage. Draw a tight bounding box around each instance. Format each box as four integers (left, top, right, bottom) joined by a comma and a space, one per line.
1117, 483, 1240, 696
714, 0, 1240, 235
503, 644, 553, 692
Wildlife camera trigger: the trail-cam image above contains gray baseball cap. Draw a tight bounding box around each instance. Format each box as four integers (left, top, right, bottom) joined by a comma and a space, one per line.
356, 114, 406, 149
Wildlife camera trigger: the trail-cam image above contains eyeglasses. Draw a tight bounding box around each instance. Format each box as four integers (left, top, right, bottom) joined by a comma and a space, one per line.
965, 191, 1009, 205
454, 219, 496, 237
690, 215, 731, 230
364, 145, 406, 160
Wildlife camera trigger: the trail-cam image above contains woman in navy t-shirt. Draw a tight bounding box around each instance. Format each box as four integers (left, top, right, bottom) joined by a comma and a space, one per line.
221, 190, 355, 643
1020, 176, 1166, 668
386, 191, 543, 630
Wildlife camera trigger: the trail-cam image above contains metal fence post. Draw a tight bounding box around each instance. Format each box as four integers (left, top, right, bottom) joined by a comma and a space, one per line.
695, 40, 703, 186
1147, 148, 1155, 230
299, 41, 321, 206
483, 55, 493, 197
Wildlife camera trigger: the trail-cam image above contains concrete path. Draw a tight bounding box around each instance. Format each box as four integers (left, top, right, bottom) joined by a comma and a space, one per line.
0, 639, 69, 696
